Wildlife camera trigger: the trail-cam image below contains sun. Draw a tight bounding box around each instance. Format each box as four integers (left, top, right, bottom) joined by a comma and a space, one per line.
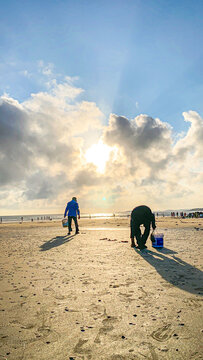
85, 140, 113, 173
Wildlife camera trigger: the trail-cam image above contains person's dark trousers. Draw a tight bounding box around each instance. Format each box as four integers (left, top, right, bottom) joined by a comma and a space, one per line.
141, 222, 150, 246
135, 226, 142, 247
130, 218, 142, 247
68, 216, 79, 234
131, 218, 150, 248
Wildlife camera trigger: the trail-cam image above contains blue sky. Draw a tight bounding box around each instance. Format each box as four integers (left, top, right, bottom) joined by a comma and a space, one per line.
1, 0, 202, 131
0, 0, 203, 214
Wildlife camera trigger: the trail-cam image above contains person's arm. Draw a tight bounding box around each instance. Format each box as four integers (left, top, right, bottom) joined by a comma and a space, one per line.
64, 203, 69, 218
77, 203, 80, 219
151, 213, 156, 230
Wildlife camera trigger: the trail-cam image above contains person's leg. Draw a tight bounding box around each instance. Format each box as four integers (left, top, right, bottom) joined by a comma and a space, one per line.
141, 223, 150, 247
73, 216, 79, 234
68, 216, 72, 234
134, 225, 142, 248
130, 217, 136, 247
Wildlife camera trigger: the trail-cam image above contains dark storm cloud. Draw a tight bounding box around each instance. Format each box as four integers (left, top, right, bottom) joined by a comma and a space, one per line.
104, 114, 172, 152
23, 171, 70, 200
0, 97, 80, 194
103, 114, 172, 179
73, 167, 107, 189
0, 98, 34, 185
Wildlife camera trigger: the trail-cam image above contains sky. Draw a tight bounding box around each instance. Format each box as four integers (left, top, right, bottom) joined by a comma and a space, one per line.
0, 0, 203, 215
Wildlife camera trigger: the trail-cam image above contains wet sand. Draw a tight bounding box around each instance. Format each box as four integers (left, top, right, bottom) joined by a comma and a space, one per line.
0, 217, 202, 359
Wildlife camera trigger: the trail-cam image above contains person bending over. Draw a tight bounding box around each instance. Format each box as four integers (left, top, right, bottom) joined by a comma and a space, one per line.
64, 197, 80, 235
130, 205, 156, 249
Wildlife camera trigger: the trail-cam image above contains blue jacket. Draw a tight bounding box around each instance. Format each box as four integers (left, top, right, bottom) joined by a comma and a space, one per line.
64, 200, 80, 217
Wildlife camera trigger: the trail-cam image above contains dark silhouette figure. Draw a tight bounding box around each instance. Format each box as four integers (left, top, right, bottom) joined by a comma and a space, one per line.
130, 205, 156, 249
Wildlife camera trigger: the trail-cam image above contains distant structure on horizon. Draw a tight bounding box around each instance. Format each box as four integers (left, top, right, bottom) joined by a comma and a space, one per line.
189, 208, 203, 211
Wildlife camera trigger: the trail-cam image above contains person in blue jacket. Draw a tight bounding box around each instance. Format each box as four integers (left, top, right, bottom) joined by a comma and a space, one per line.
64, 197, 80, 235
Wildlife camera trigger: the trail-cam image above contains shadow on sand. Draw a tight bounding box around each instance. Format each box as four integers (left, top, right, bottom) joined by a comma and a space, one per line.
40, 234, 76, 251
135, 247, 203, 296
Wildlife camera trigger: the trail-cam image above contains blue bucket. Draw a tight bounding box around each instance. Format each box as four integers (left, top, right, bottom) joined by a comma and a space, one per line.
62, 219, 68, 227
152, 233, 164, 248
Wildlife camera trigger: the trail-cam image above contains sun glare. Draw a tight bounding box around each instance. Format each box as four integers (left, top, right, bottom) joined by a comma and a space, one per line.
85, 141, 113, 172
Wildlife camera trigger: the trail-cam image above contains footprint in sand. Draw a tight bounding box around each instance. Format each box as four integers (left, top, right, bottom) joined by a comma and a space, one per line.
94, 324, 114, 344
151, 323, 173, 342
73, 338, 92, 357
119, 292, 135, 303
184, 298, 202, 308
94, 315, 118, 343
102, 315, 118, 327
5, 286, 29, 293
43, 286, 67, 300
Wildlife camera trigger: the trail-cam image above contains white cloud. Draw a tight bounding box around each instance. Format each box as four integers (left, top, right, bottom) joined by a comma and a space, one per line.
20, 70, 32, 78
173, 111, 203, 159
0, 78, 104, 213
38, 60, 54, 76
103, 114, 172, 174
101, 111, 203, 210
0, 75, 202, 214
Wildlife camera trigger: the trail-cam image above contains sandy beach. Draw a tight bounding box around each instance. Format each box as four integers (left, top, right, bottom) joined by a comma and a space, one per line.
0, 217, 202, 360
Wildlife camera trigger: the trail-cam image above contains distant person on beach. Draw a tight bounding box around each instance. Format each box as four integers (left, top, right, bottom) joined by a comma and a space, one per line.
64, 197, 80, 235
130, 205, 156, 249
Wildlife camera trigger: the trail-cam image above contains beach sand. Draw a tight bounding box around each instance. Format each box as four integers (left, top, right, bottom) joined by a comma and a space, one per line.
0, 217, 202, 360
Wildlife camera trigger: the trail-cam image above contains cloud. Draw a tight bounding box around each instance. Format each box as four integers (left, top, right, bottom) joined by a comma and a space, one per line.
104, 113, 172, 153
173, 111, 203, 159
23, 171, 70, 200
73, 165, 109, 188
38, 60, 54, 76
0, 74, 202, 213
0, 79, 104, 211
0, 96, 33, 185
0, 93, 80, 188
100, 111, 203, 210
23, 79, 103, 136
103, 113, 172, 180
20, 70, 32, 78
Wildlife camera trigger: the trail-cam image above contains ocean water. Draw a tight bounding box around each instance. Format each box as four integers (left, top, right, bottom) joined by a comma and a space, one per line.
0, 212, 131, 224
0, 209, 200, 224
